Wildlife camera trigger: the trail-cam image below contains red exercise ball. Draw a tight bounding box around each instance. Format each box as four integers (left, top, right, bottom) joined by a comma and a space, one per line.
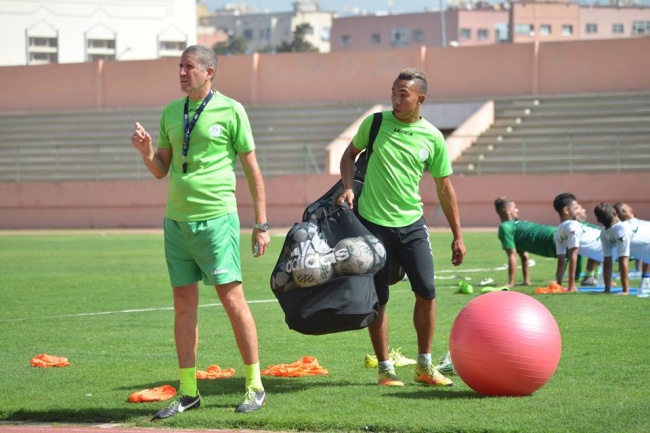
449, 291, 562, 396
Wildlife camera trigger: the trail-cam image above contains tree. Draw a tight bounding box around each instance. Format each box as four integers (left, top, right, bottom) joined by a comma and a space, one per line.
212, 36, 248, 55
276, 23, 318, 53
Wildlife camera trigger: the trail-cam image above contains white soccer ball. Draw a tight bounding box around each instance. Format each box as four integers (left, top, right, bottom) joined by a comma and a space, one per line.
333, 236, 375, 276
364, 234, 387, 274
271, 261, 297, 293
288, 222, 319, 243
290, 252, 334, 288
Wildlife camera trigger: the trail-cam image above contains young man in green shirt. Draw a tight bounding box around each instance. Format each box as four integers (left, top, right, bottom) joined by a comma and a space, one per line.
131, 45, 269, 418
338, 68, 465, 388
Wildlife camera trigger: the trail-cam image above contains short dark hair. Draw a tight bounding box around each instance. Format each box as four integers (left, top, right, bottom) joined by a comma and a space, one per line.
182, 44, 218, 81
494, 196, 514, 214
553, 193, 577, 215
397, 68, 428, 95
594, 202, 615, 228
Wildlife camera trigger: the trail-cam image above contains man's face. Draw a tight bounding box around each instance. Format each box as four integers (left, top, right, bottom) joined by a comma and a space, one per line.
618, 204, 635, 221
391, 79, 423, 122
505, 202, 519, 220
179, 52, 211, 95
567, 200, 587, 222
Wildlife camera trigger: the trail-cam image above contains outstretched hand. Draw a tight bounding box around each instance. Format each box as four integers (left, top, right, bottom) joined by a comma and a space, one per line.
131, 122, 152, 154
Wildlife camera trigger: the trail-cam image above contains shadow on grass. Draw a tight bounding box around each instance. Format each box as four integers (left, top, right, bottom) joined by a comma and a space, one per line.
387, 388, 486, 400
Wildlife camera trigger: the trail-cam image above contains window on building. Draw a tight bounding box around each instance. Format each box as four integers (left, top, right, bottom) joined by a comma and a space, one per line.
27, 36, 58, 65
159, 40, 186, 58
371, 33, 381, 44
632, 21, 650, 35
391, 28, 409, 46
86, 38, 116, 61
341, 35, 351, 46
460, 28, 471, 40
494, 23, 509, 43
585, 23, 598, 34
321, 27, 331, 42
412, 29, 424, 43
515, 24, 533, 36
612, 24, 624, 34
562, 24, 573, 36
243, 29, 254, 41
477, 29, 489, 41
540, 24, 551, 36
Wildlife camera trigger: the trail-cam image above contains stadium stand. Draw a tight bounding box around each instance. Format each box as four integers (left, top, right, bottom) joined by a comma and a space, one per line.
452, 92, 650, 175
1, 92, 648, 181
0, 103, 370, 181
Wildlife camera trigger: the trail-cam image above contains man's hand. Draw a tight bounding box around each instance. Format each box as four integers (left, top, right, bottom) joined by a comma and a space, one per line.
131, 122, 153, 155
451, 238, 466, 266
337, 188, 355, 209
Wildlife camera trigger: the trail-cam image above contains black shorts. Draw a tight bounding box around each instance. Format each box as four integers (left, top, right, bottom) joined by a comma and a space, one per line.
359, 216, 435, 305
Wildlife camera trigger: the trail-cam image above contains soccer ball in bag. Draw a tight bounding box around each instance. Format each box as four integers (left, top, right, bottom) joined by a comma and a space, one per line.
288, 222, 319, 243
364, 234, 387, 274
333, 237, 375, 275
270, 261, 297, 293
291, 252, 334, 288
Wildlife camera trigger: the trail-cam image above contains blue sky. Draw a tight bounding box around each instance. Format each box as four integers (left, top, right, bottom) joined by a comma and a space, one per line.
201, 0, 444, 15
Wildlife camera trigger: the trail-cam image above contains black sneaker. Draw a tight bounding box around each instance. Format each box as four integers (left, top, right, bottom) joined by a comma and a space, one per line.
235, 388, 266, 413
151, 394, 201, 420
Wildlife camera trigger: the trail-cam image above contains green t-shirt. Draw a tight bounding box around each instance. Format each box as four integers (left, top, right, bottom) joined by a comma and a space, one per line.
352, 111, 452, 227
157, 91, 255, 221
497, 220, 556, 257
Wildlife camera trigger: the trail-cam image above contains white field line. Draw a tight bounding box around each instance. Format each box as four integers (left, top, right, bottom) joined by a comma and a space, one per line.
1, 262, 530, 323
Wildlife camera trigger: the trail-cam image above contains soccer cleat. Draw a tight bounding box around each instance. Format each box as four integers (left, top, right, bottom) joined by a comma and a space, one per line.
365, 347, 416, 368
235, 387, 267, 413
151, 394, 201, 420
581, 276, 598, 287
389, 347, 417, 367
435, 351, 456, 376
365, 353, 378, 368
414, 364, 453, 387
378, 368, 404, 386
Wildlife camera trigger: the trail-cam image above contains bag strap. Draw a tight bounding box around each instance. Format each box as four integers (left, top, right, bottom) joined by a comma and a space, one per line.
366, 111, 383, 160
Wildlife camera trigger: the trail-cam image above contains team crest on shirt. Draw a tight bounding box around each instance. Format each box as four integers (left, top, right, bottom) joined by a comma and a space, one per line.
419, 149, 429, 161
209, 124, 222, 137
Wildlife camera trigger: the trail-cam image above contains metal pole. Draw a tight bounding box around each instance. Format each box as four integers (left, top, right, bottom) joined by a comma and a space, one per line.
440, 0, 447, 47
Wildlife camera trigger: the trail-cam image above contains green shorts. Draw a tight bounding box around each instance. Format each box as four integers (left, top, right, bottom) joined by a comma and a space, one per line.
163, 213, 242, 287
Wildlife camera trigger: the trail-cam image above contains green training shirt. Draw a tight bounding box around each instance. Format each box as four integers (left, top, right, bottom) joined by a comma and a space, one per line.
352, 111, 452, 227
498, 220, 557, 257
157, 91, 255, 221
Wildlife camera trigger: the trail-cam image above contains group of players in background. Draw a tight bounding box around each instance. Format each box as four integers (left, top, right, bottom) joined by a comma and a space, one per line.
495, 195, 650, 295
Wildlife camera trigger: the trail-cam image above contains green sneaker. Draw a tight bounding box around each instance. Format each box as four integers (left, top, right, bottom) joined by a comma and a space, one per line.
414, 364, 453, 387
389, 347, 417, 367
365, 347, 416, 368
435, 351, 456, 376
235, 387, 266, 413
378, 368, 404, 386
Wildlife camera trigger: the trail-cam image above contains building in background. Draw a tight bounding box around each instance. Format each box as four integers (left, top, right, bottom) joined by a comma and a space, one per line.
331, 0, 650, 51
0, 0, 197, 67
207, 0, 334, 53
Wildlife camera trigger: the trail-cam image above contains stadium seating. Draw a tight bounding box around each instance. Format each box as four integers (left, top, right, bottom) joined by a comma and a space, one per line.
452, 92, 650, 175
0, 103, 370, 181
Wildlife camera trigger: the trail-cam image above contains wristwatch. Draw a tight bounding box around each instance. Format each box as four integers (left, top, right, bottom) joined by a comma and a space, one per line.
254, 222, 270, 232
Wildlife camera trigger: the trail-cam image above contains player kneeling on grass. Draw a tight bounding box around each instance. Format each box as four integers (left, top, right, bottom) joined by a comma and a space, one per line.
594, 203, 650, 295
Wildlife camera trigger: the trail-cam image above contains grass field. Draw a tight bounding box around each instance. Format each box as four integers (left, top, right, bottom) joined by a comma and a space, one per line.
0, 230, 648, 433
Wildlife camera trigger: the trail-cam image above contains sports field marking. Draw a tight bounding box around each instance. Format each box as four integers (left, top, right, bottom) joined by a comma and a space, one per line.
1, 263, 522, 323
0, 299, 278, 323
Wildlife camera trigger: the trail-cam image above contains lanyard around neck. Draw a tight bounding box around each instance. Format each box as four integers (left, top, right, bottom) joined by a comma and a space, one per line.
182, 89, 214, 173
